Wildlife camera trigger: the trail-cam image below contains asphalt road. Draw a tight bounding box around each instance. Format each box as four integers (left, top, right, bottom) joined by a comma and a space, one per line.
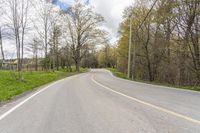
0, 69, 200, 133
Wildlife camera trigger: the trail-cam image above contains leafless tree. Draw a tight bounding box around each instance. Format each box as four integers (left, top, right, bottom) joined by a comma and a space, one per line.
49, 9, 62, 71
63, 1, 105, 72
49, 25, 61, 71
0, 27, 4, 61
5, 0, 30, 72
31, 0, 54, 70
26, 37, 42, 71
20, 0, 29, 69
0, 1, 5, 62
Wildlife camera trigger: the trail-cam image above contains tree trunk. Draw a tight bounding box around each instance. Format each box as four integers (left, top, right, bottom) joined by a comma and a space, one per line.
56, 54, 59, 71
35, 54, 38, 71
45, 23, 48, 70
144, 24, 154, 82
21, 28, 25, 71
75, 59, 80, 72
16, 29, 21, 71
0, 27, 5, 61
165, 19, 172, 83
52, 44, 55, 72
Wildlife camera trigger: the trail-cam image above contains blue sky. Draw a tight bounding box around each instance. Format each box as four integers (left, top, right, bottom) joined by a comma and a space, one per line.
53, 0, 90, 10
51, 0, 133, 43
0, 0, 133, 58
53, 0, 70, 10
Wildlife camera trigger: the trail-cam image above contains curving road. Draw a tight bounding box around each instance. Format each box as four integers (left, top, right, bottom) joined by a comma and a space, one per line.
0, 69, 200, 133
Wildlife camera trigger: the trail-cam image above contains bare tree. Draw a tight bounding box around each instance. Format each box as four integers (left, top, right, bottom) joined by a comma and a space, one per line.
59, 45, 73, 71
26, 37, 42, 71
63, 1, 105, 72
0, 27, 4, 61
49, 25, 61, 71
5, 0, 30, 72
20, 0, 29, 69
0, 1, 5, 62
49, 9, 62, 71
32, 0, 54, 70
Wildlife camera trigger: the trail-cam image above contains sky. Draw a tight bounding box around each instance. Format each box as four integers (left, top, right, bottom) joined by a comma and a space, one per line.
0, 0, 133, 59
56, 0, 133, 43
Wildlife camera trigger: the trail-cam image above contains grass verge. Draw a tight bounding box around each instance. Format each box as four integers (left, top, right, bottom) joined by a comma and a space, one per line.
107, 68, 200, 92
0, 67, 86, 101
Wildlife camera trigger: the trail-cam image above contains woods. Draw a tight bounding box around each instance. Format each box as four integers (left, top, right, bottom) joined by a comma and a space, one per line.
0, 0, 106, 74
112, 0, 200, 86
0, 1, 200, 132
0, 0, 199, 88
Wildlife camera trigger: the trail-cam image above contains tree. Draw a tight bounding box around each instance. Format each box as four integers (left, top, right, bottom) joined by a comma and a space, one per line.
116, 0, 200, 86
27, 37, 42, 71
116, 20, 129, 73
97, 44, 117, 68
0, 2, 5, 62
20, 0, 29, 70
32, 0, 54, 70
120, 1, 156, 81
63, 1, 105, 72
49, 25, 61, 71
49, 8, 62, 71
5, 0, 30, 72
0, 27, 5, 61
175, 0, 200, 84
81, 45, 98, 68
59, 45, 73, 71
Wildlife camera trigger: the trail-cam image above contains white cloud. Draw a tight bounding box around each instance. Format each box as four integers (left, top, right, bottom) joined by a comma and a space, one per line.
90, 0, 132, 43
0, 0, 57, 59
0, 0, 133, 59
60, 0, 133, 43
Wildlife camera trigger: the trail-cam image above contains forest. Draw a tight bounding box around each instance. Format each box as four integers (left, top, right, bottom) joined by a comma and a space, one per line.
98, 0, 200, 87
0, 0, 200, 88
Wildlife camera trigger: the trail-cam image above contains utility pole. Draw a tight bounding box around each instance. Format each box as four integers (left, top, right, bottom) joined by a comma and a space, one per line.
127, 15, 132, 78
127, 0, 158, 79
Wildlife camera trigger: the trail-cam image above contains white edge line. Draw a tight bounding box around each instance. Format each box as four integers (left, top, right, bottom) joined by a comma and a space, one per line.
91, 75, 200, 125
103, 69, 200, 94
0, 74, 82, 121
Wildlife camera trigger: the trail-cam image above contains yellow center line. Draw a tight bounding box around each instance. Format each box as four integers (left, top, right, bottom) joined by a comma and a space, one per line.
91, 75, 200, 125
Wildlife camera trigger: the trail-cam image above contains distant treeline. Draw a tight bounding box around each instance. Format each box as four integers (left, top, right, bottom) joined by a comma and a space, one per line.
96, 0, 200, 86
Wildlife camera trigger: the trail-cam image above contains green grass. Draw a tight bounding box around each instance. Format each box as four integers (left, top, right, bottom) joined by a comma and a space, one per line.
59, 66, 86, 73
107, 68, 128, 79
0, 67, 86, 101
107, 68, 200, 92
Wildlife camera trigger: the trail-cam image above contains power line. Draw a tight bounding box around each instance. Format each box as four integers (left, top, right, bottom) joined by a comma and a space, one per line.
138, 0, 158, 30
127, 0, 158, 78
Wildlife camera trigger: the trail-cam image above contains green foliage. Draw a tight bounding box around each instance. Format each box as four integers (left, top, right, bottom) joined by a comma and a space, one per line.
60, 66, 86, 73
115, 0, 200, 85
107, 68, 128, 79
97, 44, 117, 68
